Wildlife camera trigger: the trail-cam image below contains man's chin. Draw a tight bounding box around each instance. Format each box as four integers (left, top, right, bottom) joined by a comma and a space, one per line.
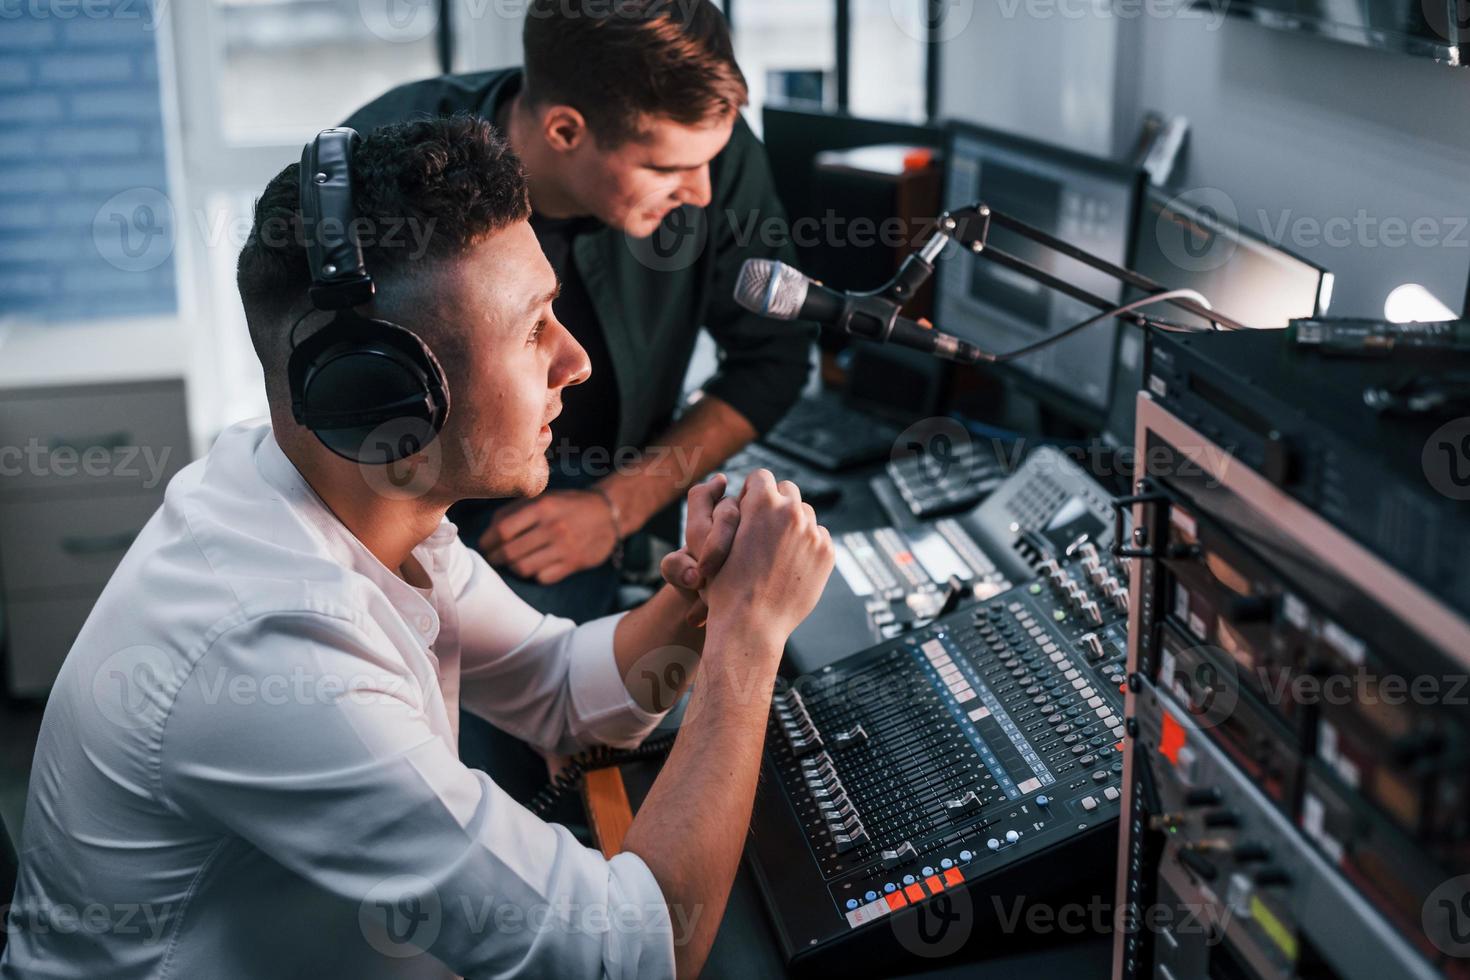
621, 213, 667, 239
461, 458, 548, 501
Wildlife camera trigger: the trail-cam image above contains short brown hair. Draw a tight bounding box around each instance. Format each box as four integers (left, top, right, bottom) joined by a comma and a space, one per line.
522, 0, 748, 146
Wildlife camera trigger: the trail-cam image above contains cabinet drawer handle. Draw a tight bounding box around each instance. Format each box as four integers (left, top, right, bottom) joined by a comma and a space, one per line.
59, 531, 138, 556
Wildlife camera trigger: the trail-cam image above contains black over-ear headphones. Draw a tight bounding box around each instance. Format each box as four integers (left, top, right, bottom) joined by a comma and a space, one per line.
288, 128, 450, 465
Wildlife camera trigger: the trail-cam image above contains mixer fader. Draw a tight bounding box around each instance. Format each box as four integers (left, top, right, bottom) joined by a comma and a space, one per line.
749, 543, 1132, 970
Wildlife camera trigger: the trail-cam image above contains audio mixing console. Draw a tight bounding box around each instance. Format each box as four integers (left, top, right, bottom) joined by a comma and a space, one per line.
748, 543, 1133, 971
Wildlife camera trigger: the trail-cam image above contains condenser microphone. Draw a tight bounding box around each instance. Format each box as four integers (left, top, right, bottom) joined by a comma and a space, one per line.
734, 257, 984, 364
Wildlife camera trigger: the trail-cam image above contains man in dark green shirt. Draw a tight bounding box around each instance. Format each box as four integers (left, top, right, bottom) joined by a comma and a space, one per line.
345, 0, 814, 627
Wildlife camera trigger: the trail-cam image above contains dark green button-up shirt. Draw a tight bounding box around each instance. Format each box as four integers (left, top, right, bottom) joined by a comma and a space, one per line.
344, 69, 815, 453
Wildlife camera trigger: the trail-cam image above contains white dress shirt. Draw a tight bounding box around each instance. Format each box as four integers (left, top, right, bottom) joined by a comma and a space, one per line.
1, 422, 676, 979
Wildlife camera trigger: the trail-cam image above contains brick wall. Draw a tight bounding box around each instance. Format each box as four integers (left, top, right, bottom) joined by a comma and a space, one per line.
0, 0, 177, 321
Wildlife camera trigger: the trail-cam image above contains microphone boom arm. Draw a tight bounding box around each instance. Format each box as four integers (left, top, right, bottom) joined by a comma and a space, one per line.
883, 203, 1251, 335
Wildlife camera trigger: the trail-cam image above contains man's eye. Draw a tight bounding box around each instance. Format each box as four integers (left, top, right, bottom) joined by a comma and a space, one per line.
528, 320, 546, 346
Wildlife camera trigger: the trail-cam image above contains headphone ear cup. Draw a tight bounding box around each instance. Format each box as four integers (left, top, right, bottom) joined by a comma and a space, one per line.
288, 314, 450, 465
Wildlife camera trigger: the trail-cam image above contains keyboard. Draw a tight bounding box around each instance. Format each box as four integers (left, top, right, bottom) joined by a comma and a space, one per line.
762, 395, 905, 472
721, 443, 843, 508
883, 438, 1011, 519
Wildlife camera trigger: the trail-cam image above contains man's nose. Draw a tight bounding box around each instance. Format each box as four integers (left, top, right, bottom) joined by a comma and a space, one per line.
555, 324, 591, 388
676, 166, 712, 209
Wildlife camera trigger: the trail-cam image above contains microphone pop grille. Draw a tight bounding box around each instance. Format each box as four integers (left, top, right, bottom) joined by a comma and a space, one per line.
735, 258, 810, 321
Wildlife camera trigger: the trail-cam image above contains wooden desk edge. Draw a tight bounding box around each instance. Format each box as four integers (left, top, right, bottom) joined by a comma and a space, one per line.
582, 766, 635, 858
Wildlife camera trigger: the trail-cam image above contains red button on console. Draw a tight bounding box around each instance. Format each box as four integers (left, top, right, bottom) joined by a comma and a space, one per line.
925, 874, 945, 894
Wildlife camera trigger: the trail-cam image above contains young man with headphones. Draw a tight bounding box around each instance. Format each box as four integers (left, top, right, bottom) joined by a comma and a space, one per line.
1, 118, 833, 979
344, 0, 814, 623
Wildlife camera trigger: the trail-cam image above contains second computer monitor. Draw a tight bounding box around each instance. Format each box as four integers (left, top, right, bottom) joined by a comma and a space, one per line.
1131, 186, 1334, 331
1102, 186, 1335, 447
935, 120, 1143, 425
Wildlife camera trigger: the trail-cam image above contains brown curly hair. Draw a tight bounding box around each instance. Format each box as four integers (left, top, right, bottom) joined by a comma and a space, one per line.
237, 114, 530, 395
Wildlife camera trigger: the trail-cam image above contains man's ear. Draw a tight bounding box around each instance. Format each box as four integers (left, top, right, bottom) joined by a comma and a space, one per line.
540, 104, 589, 154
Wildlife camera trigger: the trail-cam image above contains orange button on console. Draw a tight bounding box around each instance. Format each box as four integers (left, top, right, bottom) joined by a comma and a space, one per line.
904, 883, 925, 903
925, 874, 945, 894
943, 867, 964, 887
885, 891, 907, 911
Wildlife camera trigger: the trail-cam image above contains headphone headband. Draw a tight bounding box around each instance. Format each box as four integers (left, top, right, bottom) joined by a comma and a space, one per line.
300, 128, 374, 311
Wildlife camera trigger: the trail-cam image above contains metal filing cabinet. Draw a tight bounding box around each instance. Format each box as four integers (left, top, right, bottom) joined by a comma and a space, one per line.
0, 319, 190, 697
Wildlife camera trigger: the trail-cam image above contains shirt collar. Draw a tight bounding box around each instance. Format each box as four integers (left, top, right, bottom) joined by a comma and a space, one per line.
255, 426, 457, 644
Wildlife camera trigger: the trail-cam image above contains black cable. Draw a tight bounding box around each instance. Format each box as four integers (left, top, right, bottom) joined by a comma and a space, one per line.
528, 731, 679, 818
961, 288, 1221, 365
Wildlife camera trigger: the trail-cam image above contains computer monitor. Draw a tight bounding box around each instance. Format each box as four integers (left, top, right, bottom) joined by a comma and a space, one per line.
1103, 186, 1335, 447
935, 120, 1143, 427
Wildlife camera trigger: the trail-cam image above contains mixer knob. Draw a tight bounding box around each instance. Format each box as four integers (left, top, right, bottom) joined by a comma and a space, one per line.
1004, 830, 1020, 844
1081, 600, 1103, 625
1038, 559, 1062, 577
1081, 633, 1106, 661
1109, 586, 1130, 614
832, 724, 869, 750
1079, 542, 1100, 563
987, 838, 1001, 851
1065, 583, 1087, 605
833, 830, 868, 854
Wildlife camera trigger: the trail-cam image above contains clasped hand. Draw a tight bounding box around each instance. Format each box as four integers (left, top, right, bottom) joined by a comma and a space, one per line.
660, 470, 835, 634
